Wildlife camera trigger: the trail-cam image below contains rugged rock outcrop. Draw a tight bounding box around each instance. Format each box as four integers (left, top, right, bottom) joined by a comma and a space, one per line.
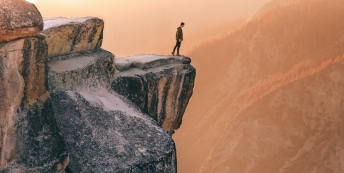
113, 55, 196, 135
0, 0, 43, 43
44, 17, 194, 172
51, 90, 177, 173
47, 48, 178, 173
0, 36, 68, 172
48, 49, 115, 92
0, 2, 195, 170
42, 17, 104, 57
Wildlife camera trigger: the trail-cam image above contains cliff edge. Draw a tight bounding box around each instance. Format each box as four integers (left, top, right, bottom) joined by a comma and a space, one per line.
113, 55, 195, 135
0, 2, 196, 172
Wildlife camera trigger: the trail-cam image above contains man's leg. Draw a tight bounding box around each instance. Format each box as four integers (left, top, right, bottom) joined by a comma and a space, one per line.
177, 41, 181, 55
172, 40, 179, 55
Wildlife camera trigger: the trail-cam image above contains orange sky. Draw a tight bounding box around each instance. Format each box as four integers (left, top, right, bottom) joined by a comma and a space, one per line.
34, 0, 270, 56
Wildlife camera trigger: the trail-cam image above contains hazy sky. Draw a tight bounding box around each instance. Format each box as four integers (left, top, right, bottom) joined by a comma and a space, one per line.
32, 0, 270, 56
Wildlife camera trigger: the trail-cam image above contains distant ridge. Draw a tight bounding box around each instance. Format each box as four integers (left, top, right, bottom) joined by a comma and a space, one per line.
175, 0, 344, 172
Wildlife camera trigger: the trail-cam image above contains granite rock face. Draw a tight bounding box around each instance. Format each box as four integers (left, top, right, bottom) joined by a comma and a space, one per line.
112, 55, 196, 134
48, 49, 115, 92
0, 37, 68, 172
47, 48, 178, 172
0, 0, 43, 43
49, 50, 177, 173
51, 90, 177, 173
0, 12, 194, 171
45, 18, 185, 172
42, 17, 104, 57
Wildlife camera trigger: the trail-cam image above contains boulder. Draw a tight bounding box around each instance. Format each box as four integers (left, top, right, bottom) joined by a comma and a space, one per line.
42, 17, 104, 57
0, 37, 68, 172
112, 55, 196, 135
48, 49, 115, 92
51, 90, 177, 173
0, 0, 43, 43
47, 50, 179, 172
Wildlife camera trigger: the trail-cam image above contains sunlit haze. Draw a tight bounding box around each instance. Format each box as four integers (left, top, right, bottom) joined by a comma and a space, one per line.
35, 0, 270, 57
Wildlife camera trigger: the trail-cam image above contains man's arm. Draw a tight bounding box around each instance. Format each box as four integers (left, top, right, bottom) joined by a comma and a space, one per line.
177, 27, 183, 42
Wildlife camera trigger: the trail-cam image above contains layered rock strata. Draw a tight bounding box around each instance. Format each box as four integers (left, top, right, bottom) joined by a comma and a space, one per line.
0, 36, 68, 172
113, 55, 196, 135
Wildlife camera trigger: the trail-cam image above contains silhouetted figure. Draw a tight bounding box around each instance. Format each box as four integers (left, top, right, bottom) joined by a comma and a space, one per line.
172, 22, 185, 56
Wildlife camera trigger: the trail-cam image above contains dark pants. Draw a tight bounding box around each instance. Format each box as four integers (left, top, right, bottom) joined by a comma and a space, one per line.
173, 40, 181, 54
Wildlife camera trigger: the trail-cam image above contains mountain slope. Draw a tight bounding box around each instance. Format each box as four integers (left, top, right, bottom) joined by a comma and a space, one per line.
199, 59, 344, 173
173, 0, 344, 172
250, 0, 303, 20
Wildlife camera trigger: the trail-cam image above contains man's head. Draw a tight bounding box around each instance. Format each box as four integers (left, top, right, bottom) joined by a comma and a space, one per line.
181, 22, 185, 27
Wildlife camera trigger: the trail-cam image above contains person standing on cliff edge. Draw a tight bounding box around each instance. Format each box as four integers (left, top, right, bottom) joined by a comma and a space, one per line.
172, 22, 185, 56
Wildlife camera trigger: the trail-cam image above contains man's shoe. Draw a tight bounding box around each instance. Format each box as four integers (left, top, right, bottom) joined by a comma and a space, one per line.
171, 52, 175, 56
177, 54, 181, 56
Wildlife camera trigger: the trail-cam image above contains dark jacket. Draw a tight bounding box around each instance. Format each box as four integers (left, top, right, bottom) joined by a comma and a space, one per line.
176, 27, 183, 41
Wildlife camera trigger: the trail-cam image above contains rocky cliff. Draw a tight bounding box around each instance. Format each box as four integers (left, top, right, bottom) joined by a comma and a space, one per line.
0, 1, 195, 172
44, 17, 194, 173
42, 17, 103, 57
0, 2, 68, 171
0, 35, 69, 173
113, 55, 195, 135
51, 90, 177, 172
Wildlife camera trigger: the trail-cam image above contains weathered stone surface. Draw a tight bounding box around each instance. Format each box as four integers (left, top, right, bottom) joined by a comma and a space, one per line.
51, 90, 177, 173
42, 17, 104, 57
0, 37, 68, 172
48, 49, 115, 92
47, 50, 181, 171
0, 0, 43, 43
112, 55, 196, 135
115, 54, 192, 71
